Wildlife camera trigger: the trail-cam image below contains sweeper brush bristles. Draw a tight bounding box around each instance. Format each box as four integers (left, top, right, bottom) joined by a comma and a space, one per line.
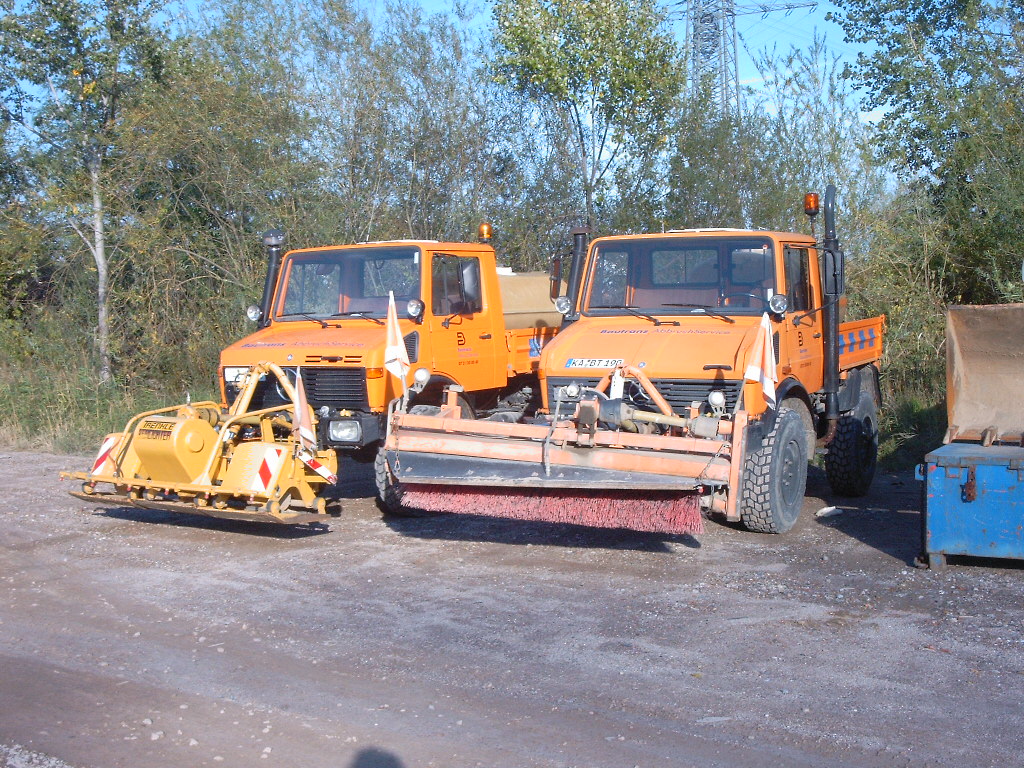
400, 485, 703, 535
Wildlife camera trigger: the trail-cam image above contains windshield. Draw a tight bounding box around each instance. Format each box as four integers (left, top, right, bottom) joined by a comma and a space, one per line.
276, 246, 421, 319
584, 237, 776, 316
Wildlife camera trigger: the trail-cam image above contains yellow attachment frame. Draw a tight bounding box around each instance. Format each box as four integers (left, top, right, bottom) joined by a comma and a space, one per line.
61, 362, 338, 525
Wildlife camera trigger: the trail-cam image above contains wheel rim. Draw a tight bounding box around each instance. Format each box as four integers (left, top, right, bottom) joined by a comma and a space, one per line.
780, 435, 803, 508
859, 417, 877, 464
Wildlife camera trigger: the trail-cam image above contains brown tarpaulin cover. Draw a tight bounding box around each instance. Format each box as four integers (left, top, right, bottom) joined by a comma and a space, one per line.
945, 303, 1024, 443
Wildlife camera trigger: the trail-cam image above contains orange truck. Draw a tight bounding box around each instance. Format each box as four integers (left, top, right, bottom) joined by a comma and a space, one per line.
63, 227, 561, 524
220, 227, 560, 458
378, 186, 886, 534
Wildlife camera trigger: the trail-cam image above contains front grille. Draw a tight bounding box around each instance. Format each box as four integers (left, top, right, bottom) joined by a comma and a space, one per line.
404, 331, 419, 363
546, 376, 743, 414
650, 378, 743, 412
227, 366, 369, 411
304, 367, 369, 408
305, 354, 363, 364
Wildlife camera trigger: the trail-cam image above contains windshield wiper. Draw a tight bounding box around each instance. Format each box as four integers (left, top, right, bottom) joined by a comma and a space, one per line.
663, 303, 736, 324
329, 311, 384, 325
280, 312, 329, 328
622, 305, 680, 326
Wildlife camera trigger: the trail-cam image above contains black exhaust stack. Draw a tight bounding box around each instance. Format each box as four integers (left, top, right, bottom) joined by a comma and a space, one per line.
259, 229, 285, 329
821, 184, 844, 423
566, 226, 590, 320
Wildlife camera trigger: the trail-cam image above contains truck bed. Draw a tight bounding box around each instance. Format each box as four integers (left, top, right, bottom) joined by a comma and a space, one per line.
505, 326, 558, 376
838, 316, 884, 371
497, 271, 561, 376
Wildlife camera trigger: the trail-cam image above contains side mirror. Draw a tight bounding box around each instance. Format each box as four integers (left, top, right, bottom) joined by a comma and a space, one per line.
460, 259, 482, 313
823, 248, 845, 296
550, 255, 563, 300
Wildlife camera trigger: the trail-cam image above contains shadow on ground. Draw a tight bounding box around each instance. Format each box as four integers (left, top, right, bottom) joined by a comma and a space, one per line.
93, 506, 331, 539
382, 507, 702, 553
349, 747, 405, 768
807, 466, 924, 565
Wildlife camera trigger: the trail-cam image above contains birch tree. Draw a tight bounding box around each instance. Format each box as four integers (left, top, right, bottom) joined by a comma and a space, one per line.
0, 0, 167, 381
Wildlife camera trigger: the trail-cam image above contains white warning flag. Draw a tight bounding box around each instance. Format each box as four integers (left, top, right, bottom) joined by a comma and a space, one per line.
384, 290, 410, 388
743, 312, 778, 409
292, 367, 317, 451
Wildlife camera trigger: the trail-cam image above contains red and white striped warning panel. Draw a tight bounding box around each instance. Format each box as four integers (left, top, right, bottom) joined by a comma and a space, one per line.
221, 443, 288, 496
253, 447, 285, 493
297, 448, 338, 484
91, 434, 121, 474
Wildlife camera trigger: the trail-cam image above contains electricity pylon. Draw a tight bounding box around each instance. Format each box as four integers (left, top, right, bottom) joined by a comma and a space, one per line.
677, 0, 817, 117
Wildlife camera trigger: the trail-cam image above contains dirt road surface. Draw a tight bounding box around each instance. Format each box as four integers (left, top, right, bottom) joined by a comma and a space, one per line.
2, 451, 1022, 768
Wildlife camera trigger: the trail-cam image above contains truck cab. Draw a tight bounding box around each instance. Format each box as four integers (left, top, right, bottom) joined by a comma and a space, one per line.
219, 234, 557, 456
543, 229, 829, 422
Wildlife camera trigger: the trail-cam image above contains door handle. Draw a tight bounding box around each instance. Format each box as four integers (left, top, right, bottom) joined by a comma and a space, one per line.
813, 332, 822, 338
479, 333, 492, 339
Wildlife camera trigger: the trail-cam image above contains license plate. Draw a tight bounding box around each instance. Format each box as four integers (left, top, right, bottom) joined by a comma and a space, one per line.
564, 358, 624, 369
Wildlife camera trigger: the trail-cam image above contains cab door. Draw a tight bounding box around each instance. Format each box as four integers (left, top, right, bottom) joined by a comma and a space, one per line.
427, 252, 501, 392
780, 245, 824, 391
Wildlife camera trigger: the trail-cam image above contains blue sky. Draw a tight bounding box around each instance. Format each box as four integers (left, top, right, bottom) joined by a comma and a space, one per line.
415, 0, 865, 92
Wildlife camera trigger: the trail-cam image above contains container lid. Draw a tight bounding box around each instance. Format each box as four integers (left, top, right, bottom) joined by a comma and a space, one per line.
926, 442, 1024, 467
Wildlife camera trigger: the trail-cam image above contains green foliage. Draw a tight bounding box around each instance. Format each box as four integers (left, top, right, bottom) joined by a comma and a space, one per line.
492, 0, 684, 228
0, 310, 217, 452
0, 0, 1016, 464
831, 0, 1024, 305
664, 36, 888, 247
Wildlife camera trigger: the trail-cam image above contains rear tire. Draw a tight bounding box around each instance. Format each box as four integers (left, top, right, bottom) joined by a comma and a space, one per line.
825, 388, 878, 496
739, 407, 808, 534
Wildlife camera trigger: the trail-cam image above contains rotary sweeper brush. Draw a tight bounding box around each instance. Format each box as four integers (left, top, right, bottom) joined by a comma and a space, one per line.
62, 362, 339, 525
378, 366, 740, 535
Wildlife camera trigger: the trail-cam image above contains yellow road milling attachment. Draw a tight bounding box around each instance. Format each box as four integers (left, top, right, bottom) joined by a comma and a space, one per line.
62, 362, 338, 525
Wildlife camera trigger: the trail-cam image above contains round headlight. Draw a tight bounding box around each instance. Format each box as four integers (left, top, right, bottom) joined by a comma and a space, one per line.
768, 294, 788, 315
246, 305, 262, 322
564, 382, 582, 399
708, 390, 726, 409
413, 367, 431, 386
554, 296, 572, 315
406, 298, 425, 319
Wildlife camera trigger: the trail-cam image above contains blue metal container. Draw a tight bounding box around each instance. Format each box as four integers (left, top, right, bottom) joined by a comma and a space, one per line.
919, 443, 1024, 568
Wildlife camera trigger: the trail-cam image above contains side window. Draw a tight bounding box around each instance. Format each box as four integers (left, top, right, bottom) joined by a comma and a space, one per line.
431, 255, 481, 315
784, 247, 812, 312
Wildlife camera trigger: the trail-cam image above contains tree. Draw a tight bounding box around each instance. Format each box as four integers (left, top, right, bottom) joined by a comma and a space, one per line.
0, 0, 168, 381
491, 0, 684, 229
830, 0, 1024, 304
664, 36, 887, 253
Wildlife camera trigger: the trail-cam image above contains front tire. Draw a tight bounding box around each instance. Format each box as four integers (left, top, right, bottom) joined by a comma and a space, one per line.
825, 388, 878, 497
739, 407, 808, 534
374, 448, 404, 514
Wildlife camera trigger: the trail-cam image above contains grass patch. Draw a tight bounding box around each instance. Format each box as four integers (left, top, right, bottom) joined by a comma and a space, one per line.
0, 356, 219, 454
878, 391, 947, 471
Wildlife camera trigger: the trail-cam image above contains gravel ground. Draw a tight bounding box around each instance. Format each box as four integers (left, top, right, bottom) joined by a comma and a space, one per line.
1, 450, 1023, 768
